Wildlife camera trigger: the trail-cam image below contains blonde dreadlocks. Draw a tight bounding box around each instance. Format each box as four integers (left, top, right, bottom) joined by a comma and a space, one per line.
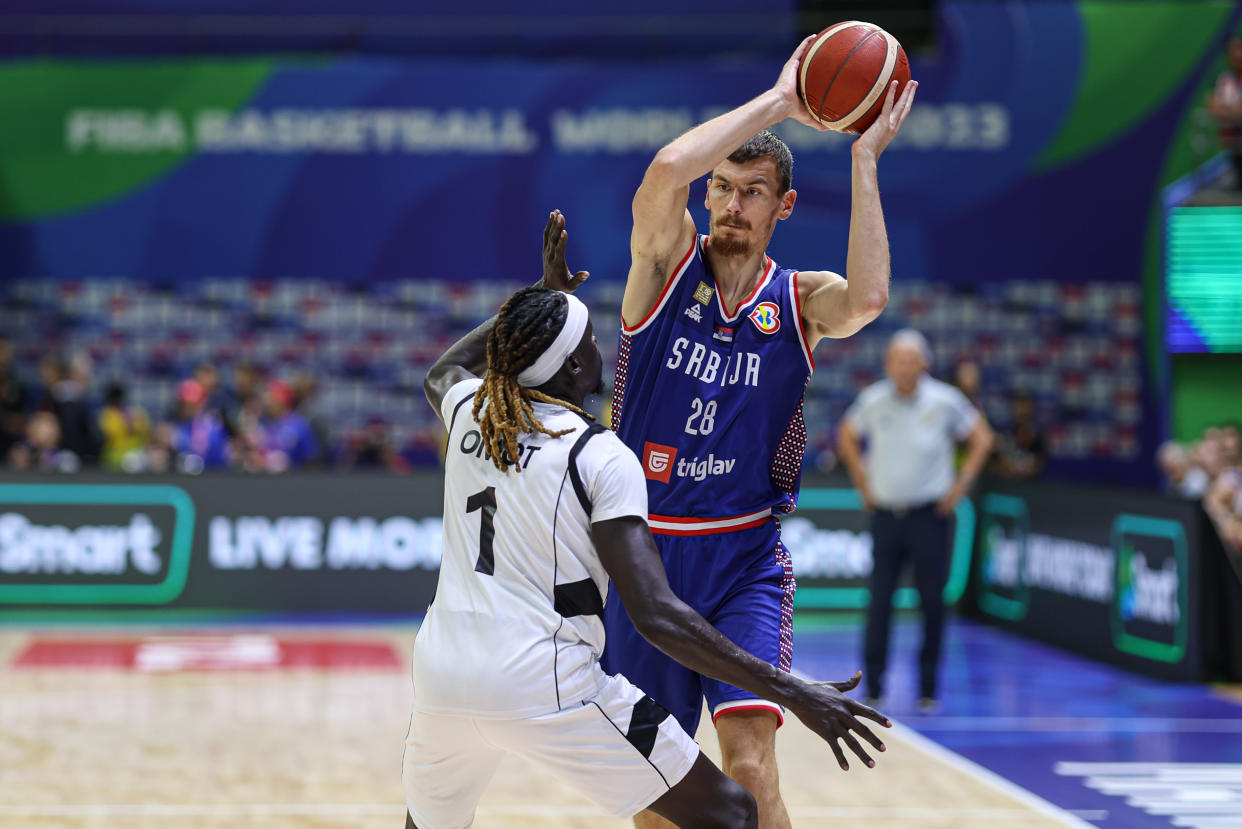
472, 288, 594, 472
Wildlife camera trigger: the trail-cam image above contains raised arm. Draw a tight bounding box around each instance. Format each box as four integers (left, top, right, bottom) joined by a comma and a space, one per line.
800, 79, 918, 344
424, 210, 588, 418
624, 35, 825, 327
593, 515, 890, 770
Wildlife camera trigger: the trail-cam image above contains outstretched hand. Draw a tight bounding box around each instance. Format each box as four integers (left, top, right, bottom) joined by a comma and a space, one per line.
539, 209, 589, 293
852, 79, 918, 160
788, 670, 891, 771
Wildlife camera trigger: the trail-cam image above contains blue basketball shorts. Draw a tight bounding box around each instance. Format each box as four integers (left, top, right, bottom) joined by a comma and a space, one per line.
601, 517, 796, 737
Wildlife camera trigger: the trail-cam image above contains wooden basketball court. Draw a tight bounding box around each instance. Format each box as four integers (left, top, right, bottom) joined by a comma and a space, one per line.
0, 627, 1083, 829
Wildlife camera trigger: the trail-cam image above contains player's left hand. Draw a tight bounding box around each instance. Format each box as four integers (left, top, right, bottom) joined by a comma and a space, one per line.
539, 209, 589, 293
788, 670, 891, 772
852, 79, 918, 161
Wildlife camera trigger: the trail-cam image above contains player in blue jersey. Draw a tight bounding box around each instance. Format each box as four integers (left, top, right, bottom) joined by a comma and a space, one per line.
597, 36, 918, 828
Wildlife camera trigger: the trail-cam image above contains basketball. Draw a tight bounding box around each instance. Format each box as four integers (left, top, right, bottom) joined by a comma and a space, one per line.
797, 21, 911, 134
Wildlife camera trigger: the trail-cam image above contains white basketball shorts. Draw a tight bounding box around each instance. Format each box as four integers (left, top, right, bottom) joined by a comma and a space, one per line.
403, 673, 700, 828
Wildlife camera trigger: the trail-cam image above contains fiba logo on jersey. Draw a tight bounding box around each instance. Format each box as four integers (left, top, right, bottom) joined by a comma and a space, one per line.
642, 442, 678, 483
748, 302, 780, 334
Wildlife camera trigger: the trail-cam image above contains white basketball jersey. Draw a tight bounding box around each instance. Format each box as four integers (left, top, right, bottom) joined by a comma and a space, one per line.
414, 378, 649, 719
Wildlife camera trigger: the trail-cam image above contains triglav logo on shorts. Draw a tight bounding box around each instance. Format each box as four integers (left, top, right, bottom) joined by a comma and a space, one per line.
642, 442, 678, 483
748, 302, 780, 334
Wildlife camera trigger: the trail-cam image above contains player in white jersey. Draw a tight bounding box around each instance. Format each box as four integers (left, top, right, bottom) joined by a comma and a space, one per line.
403, 212, 890, 828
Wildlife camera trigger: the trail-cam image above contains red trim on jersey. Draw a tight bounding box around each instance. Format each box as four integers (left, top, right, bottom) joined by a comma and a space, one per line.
621, 235, 699, 335
791, 270, 816, 371
715, 255, 776, 322
712, 703, 785, 728
647, 509, 770, 524
647, 509, 772, 536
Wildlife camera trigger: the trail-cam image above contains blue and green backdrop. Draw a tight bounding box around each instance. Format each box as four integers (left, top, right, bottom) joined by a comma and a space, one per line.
1, 0, 1240, 459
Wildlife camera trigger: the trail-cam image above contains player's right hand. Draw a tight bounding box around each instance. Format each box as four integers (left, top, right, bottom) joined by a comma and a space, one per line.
539, 209, 589, 293
772, 34, 830, 132
788, 670, 891, 771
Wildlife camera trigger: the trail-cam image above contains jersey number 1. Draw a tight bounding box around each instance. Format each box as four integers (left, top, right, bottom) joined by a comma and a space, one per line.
466, 487, 497, 575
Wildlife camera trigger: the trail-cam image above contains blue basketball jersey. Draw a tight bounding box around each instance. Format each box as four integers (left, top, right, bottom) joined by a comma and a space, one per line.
612, 234, 815, 522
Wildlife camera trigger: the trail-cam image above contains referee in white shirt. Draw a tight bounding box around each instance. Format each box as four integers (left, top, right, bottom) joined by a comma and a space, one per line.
837, 329, 993, 709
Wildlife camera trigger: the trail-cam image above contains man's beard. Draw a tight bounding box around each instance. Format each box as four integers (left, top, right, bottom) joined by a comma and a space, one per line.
712, 235, 753, 257
711, 219, 757, 258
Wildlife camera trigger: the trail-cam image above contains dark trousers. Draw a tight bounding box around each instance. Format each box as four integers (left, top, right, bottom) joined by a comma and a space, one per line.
863, 504, 951, 700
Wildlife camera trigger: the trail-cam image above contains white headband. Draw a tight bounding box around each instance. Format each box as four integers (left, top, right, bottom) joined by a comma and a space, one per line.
516, 293, 590, 388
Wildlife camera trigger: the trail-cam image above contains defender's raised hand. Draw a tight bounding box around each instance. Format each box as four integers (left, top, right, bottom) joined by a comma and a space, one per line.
540, 209, 589, 293
853, 79, 918, 160
786, 670, 891, 771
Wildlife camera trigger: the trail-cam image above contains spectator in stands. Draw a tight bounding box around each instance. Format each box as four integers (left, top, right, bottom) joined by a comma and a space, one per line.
172, 378, 230, 471
225, 361, 265, 438
1157, 421, 1242, 555
1159, 440, 1213, 498
98, 382, 152, 472
1219, 422, 1241, 467
291, 372, 331, 463
404, 426, 445, 469
260, 379, 319, 470
36, 353, 98, 466
0, 338, 26, 461
193, 362, 229, 417
1207, 34, 1242, 189
952, 359, 983, 411
7, 411, 76, 472
146, 422, 176, 473
1191, 429, 1228, 484
338, 415, 410, 473
990, 391, 1046, 480
1205, 466, 1242, 552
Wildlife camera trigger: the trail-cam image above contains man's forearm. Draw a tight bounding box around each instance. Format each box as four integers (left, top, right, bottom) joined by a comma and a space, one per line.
430, 274, 562, 378
649, 90, 789, 188
842, 455, 868, 494
844, 151, 891, 318
954, 432, 993, 492
637, 597, 805, 707
430, 314, 495, 379
426, 273, 566, 403
837, 430, 870, 493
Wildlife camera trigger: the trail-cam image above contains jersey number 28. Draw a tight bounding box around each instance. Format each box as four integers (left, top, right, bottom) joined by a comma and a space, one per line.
685, 397, 717, 436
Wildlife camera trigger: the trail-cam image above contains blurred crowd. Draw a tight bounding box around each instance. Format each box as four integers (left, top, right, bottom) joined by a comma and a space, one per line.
951, 358, 1047, 481
0, 338, 439, 474
1159, 423, 1242, 551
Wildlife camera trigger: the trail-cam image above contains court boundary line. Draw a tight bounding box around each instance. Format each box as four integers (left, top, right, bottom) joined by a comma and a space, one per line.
912, 716, 1242, 733
887, 720, 1098, 829
791, 669, 1096, 829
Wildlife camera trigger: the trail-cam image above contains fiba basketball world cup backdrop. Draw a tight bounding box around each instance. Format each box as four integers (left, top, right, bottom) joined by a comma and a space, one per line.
0, 0, 1238, 484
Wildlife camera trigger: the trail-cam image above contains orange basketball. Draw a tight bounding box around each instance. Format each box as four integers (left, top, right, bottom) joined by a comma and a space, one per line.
797, 21, 911, 134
